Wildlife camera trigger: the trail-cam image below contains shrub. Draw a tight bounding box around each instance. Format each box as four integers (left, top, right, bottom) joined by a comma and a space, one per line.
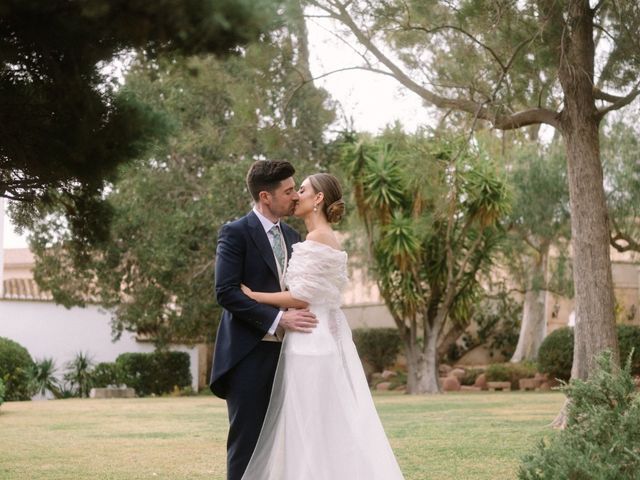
31, 357, 62, 398
460, 368, 484, 386
116, 351, 191, 396
91, 362, 123, 388
538, 325, 640, 382
617, 324, 640, 375
352, 328, 402, 372
0, 337, 35, 401
64, 352, 95, 398
485, 363, 511, 382
0, 378, 5, 406
486, 362, 537, 389
537, 327, 574, 381
519, 352, 640, 480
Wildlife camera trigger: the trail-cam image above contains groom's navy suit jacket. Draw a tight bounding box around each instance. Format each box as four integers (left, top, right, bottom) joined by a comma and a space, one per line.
210, 211, 300, 399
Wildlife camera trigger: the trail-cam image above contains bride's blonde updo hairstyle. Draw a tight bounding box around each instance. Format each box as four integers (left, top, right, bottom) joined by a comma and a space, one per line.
308, 173, 345, 223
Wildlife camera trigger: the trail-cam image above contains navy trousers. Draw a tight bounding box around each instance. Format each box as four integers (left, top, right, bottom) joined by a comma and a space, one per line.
225, 341, 281, 480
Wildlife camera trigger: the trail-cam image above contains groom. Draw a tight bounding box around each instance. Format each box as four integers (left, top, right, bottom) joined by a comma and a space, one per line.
210, 160, 318, 480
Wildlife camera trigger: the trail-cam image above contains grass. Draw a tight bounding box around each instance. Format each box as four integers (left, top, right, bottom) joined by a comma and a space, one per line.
0, 391, 565, 480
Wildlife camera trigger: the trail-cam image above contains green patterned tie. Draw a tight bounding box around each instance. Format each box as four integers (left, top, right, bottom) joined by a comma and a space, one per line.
270, 225, 286, 274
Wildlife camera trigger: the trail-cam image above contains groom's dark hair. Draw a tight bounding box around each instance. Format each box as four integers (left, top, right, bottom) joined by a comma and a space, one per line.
246, 160, 296, 201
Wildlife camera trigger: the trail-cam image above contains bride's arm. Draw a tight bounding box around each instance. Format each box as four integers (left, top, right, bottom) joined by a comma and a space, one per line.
241, 285, 309, 309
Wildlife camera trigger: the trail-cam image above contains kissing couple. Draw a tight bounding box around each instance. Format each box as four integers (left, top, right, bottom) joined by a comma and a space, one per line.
210, 160, 405, 480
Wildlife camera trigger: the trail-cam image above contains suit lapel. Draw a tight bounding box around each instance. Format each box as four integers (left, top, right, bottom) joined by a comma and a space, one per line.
247, 211, 280, 280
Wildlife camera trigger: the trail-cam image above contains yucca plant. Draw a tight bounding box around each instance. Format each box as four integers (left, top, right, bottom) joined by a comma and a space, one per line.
342, 129, 510, 393
64, 352, 94, 398
31, 357, 62, 399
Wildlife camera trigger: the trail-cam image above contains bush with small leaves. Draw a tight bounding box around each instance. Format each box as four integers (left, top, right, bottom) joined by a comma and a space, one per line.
91, 362, 123, 388
537, 327, 574, 382
486, 362, 537, 389
352, 328, 402, 372
0, 378, 5, 407
519, 351, 640, 480
116, 351, 191, 396
0, 337, 35, 401
617, 324, 640, 375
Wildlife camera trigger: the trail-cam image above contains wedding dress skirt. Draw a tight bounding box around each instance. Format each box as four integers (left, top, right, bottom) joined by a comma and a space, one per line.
241, 241, 405, 480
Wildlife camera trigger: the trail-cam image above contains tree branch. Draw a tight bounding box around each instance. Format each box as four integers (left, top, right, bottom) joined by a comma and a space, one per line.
312, 0, 561, 130
597, 83, 640, 118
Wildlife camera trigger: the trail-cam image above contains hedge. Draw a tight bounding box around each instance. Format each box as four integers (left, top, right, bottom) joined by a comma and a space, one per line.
116, 351, 191, 396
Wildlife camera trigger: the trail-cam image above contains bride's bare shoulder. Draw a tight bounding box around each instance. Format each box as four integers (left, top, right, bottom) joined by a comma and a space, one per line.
305, 229, 341, 250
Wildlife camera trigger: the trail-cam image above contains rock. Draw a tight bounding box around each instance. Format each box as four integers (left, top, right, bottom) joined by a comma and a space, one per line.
371, 372, 384, 382
487, 381, 511, 391
538, 382, 552, 391
439, 364, 453, 376
519, 378, 541, 391
442, 376, 461, 392
449, 368, 466, 381
474, 373, 488, 390
375, 382, 392, 391
460, 385, 482, 392
90, 387, 136, 399
394, 385, 407, 393
381, 370, 398, 380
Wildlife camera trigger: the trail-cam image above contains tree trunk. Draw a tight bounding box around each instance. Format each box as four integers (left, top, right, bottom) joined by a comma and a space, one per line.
405, 325, 441, 394
511, 250, 548, 362
557, 2, 618, 382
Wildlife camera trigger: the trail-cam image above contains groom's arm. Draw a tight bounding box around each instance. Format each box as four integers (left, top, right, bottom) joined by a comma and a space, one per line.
215, 223, 279, 334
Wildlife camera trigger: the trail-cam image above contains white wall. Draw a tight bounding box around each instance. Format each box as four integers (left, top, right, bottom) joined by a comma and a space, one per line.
0, 300, 200, 392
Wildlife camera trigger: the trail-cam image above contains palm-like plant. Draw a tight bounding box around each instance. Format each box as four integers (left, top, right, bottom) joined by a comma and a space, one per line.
342, 129, 510, 393
32, 357, 62, 399
64, 352, 94, 398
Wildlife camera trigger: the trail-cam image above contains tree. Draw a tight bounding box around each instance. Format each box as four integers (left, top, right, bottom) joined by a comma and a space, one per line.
1, 0, 279, 210
31, 358, 62, 399
343, 129, 509, 393
308, 0, 640, 384
503, 142, 572, 362
18, 10, 334, 345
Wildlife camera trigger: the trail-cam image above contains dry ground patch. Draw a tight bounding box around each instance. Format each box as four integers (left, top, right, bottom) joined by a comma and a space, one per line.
0, 391, 564, 480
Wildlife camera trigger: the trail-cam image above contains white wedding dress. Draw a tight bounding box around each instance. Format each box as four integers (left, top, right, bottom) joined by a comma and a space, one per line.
241, 240, 405, 480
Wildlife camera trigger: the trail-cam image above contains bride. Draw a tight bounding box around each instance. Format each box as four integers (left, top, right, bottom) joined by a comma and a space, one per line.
240, 173, 405, 480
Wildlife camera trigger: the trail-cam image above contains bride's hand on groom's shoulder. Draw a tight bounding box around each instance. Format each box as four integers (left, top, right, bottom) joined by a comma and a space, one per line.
280, 309, 318, 333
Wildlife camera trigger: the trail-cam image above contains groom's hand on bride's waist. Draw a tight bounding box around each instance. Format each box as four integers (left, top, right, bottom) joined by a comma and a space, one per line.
280, 309, 318, 333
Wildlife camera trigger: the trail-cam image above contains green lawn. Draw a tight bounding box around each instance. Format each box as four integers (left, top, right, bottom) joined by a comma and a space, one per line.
0, 391, 564, 480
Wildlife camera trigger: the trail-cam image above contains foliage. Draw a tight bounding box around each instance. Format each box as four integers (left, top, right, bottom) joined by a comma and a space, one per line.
519, 352, 640, 480
0, 337, 35, 401
537, 327, 575, 382
485, 362, 537, 390
31, 358, 62, 398
63, 352, 95, 398
352, 328, 402, 372
457, 285, 522, 362
616, 325, 640, 375
603, 118, 640, 253
91, 362, 123, 388
1, 0, 279, 205
460, 368, 484, 386
116, 351, 191, 397
21, 10, 335, 345
539, 325, 640, 382
342, 128, 509, 393
0, 378, 4, 406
